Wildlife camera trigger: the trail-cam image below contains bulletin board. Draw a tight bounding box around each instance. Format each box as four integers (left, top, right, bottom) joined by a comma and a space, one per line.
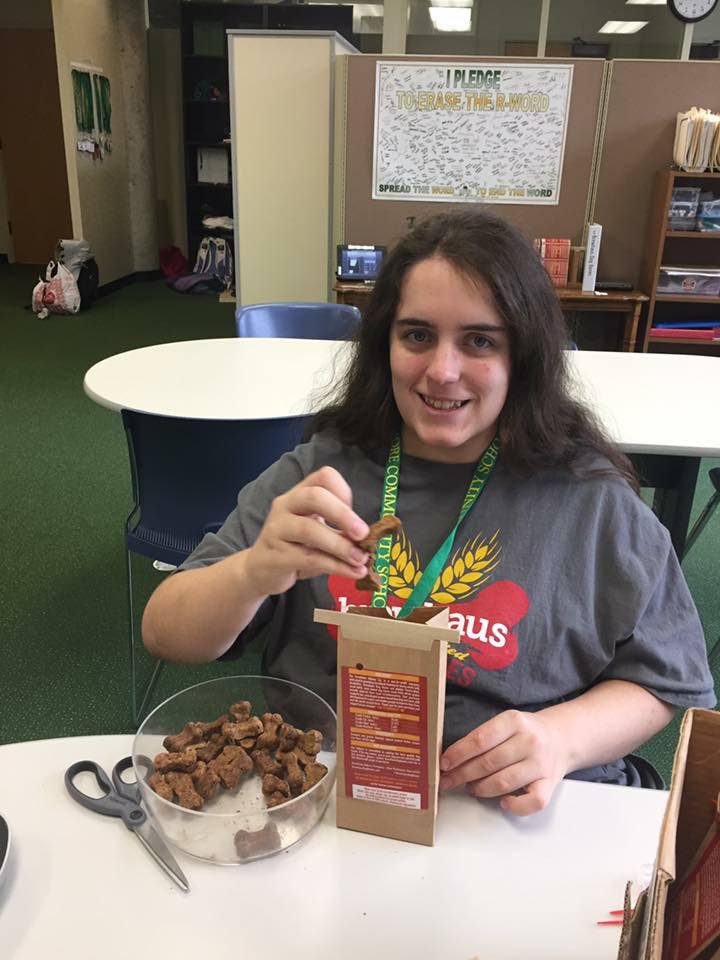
372, 60, 573, 205
342, 54, 607, 248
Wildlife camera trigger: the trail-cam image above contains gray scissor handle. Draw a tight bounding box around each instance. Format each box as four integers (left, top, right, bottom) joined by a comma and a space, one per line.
65, 760, 146, 831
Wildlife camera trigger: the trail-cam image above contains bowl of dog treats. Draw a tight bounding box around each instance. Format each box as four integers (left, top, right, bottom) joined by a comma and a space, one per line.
132, 676, 336, 864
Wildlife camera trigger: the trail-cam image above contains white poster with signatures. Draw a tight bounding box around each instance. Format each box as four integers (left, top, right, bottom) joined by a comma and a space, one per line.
372, 61, 573, 205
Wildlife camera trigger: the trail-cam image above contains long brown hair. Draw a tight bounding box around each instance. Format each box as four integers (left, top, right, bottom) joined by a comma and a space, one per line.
313, 209, 638, 490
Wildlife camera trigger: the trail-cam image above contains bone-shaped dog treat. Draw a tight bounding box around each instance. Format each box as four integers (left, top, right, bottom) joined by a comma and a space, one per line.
355, 515, 403, 592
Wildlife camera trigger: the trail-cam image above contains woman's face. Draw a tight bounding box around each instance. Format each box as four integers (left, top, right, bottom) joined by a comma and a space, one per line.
389, 255, 511, 463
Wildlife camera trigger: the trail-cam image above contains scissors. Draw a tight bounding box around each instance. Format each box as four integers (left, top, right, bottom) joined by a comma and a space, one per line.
64, 757, 189, 893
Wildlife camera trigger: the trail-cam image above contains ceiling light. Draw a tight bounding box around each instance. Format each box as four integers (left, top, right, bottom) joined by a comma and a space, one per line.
625, 1, 666, 5
429, 6, 472, 31
599, 20, 649, 33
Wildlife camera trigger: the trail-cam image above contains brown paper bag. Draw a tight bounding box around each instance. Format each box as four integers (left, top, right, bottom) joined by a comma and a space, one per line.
315, 606, 458, 846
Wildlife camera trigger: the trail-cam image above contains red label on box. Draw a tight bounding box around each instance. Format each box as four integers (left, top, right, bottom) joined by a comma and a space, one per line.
341, 667, 428, 809
664, 828, 720, 960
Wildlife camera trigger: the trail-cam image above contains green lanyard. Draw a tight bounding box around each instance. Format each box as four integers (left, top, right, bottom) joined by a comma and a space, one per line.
371, 435, 499, 618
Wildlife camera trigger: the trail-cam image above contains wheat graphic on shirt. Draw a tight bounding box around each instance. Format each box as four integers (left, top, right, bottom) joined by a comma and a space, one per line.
387, 529, 501, 603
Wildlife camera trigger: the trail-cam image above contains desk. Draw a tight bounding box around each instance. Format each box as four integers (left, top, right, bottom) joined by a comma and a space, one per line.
0, 734, 666, 960
84, 342, 719, 554
334, 283, 650, 352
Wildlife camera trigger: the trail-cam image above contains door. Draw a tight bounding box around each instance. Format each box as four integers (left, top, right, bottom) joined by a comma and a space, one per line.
0, 29, 72, 263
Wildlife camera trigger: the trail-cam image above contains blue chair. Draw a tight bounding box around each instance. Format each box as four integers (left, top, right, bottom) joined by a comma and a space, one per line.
235, 301, 361, 340
122, 409, 309, 724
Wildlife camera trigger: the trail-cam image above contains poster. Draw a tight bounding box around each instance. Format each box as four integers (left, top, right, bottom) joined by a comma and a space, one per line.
72, 66, 112, 160
372, 61, 573, 205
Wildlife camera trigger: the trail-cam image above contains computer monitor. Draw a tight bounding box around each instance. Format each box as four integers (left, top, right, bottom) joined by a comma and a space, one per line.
337, 244, 386, 282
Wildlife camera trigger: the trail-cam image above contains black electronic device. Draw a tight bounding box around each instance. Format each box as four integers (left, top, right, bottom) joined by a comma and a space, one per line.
595, 280, 634, 291
337, 244, 386, 282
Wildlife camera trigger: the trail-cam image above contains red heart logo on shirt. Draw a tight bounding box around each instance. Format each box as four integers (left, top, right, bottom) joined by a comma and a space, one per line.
326, 576, 529, 672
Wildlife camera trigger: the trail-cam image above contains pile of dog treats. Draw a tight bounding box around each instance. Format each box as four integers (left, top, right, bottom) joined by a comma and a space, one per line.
149, 699, 327, 810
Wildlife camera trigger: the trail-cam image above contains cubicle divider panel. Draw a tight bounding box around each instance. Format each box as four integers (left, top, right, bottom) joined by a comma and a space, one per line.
229, 31, 355, 305
342, 55, 607, 249
593, 60, 720, 286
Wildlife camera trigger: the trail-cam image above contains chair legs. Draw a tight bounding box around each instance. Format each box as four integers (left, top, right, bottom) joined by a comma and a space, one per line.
127, 547, 165, 726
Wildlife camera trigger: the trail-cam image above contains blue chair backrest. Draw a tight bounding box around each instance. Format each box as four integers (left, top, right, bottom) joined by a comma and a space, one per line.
122, 410, 309, 566
235, 301, 361, 340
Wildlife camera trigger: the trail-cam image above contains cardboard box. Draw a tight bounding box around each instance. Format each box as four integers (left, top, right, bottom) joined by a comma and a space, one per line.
617, 709, 720, 960
315, 606, 457, 846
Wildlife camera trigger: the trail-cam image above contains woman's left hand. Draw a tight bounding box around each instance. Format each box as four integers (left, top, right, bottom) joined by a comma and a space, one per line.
438, 709, 570, 817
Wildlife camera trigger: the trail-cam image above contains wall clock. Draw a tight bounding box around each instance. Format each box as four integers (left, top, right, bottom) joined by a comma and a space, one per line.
668, 0, 719, 23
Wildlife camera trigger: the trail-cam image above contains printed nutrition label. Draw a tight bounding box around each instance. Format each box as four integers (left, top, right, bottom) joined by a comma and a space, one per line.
341, 667, 428, 809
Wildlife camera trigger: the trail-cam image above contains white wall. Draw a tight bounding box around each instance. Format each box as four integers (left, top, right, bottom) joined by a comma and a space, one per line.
51, 0, 156, 284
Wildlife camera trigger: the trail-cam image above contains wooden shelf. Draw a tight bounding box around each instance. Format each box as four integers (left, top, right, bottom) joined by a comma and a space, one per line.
654, 293, 720, 303
649, 335, 720, 347
668, 170, 720, 179
665, 230, 720, 238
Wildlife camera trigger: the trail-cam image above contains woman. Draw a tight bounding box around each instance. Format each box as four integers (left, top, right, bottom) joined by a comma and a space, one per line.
143, 210, 715, 816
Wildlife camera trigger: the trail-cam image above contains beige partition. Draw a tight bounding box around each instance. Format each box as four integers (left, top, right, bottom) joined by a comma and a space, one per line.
342, 55, 608, 248
593, 60, 720, 285
229, 31, 356, 305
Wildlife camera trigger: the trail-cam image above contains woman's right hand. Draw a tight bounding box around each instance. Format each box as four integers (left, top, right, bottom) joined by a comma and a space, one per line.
244, 466, 370, 598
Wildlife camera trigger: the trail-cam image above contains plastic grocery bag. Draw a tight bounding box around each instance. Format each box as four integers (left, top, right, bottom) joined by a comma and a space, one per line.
31, 261, 82, 319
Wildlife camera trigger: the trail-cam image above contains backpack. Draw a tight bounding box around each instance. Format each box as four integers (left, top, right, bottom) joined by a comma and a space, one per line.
31, 261, 81, 319
55, 239, 98, 310
77, 257, 99, 310
193, 236, 233, 289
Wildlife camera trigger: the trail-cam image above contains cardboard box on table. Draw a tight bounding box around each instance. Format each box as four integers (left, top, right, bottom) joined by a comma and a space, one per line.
314, 606, 458, 846
618, 709, 720, 960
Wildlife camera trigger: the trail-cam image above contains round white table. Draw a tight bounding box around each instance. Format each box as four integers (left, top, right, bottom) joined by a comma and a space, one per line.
0, 735, 666, 960
84, 340, 720, 553
83, 337, 353, 420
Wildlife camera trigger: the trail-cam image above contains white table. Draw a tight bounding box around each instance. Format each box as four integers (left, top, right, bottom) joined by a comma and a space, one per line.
83, 338, 353, 420
0, 735, 666, 960
84, 341, 720, 553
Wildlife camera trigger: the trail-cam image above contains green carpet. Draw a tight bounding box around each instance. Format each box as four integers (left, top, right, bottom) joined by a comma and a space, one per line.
1, 262, 717, 784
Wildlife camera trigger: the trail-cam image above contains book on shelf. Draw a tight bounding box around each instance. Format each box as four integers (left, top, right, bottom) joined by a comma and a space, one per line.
651, 327, 720, 340
581, 223, 602, 293
533, 237, 570, 287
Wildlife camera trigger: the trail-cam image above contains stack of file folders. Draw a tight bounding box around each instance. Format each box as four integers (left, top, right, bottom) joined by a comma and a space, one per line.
674, 107, 720, 172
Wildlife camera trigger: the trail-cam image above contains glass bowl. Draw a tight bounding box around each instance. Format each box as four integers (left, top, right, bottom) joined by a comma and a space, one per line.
132, 675, 336, 864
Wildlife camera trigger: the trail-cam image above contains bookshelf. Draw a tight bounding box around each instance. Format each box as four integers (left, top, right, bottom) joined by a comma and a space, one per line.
181, 3, 354, 271
638, 168, 720, 355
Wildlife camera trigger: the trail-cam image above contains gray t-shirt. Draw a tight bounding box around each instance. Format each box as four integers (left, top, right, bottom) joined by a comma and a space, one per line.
179, 430, 716, 783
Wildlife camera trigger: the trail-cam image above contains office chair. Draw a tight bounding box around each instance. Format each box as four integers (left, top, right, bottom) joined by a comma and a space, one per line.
235, 301, 361, 340
682, 467, 720, 666
122, 409, 309, 725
